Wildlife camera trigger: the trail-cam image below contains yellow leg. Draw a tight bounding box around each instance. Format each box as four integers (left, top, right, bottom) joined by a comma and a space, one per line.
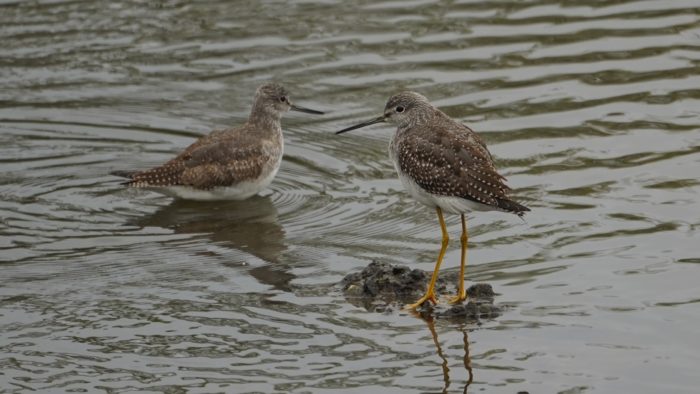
406, 207, 449, 309
449, 214, 468, 304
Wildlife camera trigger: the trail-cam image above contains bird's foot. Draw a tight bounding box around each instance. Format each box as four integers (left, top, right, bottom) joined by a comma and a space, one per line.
404, 291, 438, 310
448, 290, 467, 304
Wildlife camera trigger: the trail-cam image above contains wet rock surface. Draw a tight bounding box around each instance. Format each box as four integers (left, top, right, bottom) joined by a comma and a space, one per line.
342, 261, 502, 321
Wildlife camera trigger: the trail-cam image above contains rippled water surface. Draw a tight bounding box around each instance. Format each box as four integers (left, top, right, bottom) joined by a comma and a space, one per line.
2, 0, 700, 392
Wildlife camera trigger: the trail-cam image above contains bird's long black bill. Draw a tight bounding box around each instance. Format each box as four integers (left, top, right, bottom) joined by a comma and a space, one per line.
290, 104, 324, 115
335, 116, 385, 134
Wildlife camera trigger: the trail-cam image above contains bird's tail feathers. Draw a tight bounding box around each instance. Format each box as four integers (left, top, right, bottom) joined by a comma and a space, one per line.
110, 170, 137, 179
497, 198, 530, 217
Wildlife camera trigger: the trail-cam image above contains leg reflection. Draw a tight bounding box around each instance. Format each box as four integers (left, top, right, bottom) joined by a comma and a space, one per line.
425, 315, 450, 393
415, 312, 474, 393
462, 329, 473, 393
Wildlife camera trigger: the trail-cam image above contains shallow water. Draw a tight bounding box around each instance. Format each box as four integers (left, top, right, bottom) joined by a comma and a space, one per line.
1, 0, 700, 392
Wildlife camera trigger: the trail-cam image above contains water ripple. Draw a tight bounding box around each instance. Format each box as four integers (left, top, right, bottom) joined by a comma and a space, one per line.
1, 0, 699, 392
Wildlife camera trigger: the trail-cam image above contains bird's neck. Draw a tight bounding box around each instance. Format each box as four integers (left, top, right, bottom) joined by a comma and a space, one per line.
248, 103, 283, 132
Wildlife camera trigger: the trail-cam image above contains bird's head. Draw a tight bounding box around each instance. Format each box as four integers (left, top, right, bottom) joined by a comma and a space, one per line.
254, 83, 324, 116
336, 91, 432, 134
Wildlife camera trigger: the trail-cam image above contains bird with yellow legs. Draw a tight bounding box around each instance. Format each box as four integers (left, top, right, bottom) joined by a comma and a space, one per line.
337, 91, 529, 309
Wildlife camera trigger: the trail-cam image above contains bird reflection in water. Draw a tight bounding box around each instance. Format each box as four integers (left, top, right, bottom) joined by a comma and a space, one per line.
414, 311, 474, 394
132, 196, 294, 291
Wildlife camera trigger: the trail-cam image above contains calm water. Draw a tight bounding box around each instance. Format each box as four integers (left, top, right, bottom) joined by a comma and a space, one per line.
2, 0, 700, 392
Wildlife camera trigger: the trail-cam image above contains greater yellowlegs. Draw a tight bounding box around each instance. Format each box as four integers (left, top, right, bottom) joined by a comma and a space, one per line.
336, 91, 529, 309
113, 83, 323, 201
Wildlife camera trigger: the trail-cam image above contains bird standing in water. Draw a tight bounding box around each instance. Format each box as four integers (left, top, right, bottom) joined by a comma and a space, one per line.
113, 83, 323, 201
336, 92, 529, 309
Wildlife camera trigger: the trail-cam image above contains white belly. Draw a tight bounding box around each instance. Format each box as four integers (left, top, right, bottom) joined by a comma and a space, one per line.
147, 163, 280, 201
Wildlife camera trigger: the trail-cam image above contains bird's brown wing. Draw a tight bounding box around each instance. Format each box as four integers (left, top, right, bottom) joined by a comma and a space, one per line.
178, 136, 272, 189
125, 131, 275, 190
396, 123, 528, 214
121, 129, 225, 187
460, 124, 507, 181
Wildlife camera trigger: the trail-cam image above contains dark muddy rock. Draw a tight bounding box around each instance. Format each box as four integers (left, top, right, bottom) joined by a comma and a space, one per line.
342, 261, 502, 321
342, 261, 446, 304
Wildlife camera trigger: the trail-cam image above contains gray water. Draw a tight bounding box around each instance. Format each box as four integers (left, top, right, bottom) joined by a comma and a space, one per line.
1, 1, 700, 393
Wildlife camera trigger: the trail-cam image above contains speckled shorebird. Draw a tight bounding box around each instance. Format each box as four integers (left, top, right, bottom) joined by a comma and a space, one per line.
112, 83, 323, 200
336, 92, 529, 309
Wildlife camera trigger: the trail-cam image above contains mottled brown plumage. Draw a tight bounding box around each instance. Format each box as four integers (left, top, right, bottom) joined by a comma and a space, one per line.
126, 131, 278, 189
113, 83, 323, 200
390, 102, 527, 215
336, 91, 529, 310
338, 91, 529, 216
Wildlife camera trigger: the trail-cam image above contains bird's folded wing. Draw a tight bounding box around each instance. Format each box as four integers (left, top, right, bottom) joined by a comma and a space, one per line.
126, 133, 275, 189
178, 138, 271, 189
396, 128, 513, 208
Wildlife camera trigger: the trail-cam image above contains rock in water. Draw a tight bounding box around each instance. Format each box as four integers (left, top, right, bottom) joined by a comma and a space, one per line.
341, 261, 502, 321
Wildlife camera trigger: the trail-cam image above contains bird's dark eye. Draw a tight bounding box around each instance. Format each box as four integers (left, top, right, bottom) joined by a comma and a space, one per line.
396, 106, 405, 113
279, 96, 287, 103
